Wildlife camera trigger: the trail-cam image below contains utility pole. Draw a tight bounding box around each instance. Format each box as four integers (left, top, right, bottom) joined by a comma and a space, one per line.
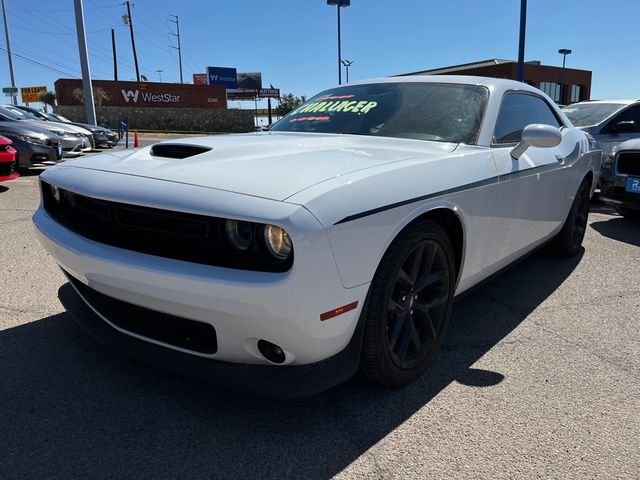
111, 28, 118, 81
1, 0, 17, 105
73, 0, 96, 125
123, 1, 140, 82
169, 15, 183, 83
156, 69, 163, 82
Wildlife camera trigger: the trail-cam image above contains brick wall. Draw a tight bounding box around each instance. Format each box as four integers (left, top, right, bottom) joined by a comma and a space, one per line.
54, 105, 255, 133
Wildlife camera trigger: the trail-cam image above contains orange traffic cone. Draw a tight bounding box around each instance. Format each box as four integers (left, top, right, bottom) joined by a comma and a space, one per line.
133, 130, 139, 148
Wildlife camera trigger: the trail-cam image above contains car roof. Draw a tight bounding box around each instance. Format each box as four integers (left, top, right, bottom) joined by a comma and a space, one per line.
573, 99, 637, 105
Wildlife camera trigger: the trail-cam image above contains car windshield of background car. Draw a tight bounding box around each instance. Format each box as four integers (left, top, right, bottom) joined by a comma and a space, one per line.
563, 103, 626, 127
271, 82, 488, 145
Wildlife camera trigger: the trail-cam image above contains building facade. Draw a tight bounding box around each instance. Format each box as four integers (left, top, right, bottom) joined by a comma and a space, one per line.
399, 59, 592, 105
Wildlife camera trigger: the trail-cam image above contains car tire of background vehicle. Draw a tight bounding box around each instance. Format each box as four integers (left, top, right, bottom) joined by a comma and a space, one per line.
550, 177, 591, 257
616, 207, 640, 219
360, 219, 455, 388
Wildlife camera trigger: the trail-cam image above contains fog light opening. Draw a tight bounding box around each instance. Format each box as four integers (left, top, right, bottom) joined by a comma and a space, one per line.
257, 339, 286, 364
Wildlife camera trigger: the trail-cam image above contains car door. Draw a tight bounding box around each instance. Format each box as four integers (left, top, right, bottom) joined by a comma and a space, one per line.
484, 92, 573, 274
593, 104, 640, 156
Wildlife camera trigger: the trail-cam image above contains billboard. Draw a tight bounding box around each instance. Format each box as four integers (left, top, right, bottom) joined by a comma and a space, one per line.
236, 72, 262, 90
54, 79, 227, 109
21, 86, 47, 103
207, 66, 238, 89
193, 73, 208, 85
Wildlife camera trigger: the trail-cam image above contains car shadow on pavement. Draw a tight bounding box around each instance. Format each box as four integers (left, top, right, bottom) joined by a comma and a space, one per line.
590, 217, 640, 247
0, 250, 583, 480
0, 185, 8, 194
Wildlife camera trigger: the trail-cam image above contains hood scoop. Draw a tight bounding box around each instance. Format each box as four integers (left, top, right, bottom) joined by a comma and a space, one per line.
150, 143, 212, 159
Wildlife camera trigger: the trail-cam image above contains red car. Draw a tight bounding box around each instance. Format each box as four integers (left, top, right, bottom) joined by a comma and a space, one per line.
0, 135, 19, 181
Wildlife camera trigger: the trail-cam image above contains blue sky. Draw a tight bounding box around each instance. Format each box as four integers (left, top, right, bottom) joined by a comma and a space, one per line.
1, 0, 639, 106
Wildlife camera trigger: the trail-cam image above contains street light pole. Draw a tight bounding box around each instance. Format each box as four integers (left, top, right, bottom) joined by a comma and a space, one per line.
558, 48, 572, 104
517, 0, 527, 82
73, 0, 96, 125
156, 69, 163, 82
341, 59, 353, 83
327, 0, 350, 85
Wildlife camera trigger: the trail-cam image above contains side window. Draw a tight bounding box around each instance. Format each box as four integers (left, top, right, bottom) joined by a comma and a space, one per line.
493, 93, 561, 144
602, 105, 640, 134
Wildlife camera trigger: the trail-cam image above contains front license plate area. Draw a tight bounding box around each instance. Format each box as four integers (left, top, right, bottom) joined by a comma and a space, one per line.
625, 177, 640, 194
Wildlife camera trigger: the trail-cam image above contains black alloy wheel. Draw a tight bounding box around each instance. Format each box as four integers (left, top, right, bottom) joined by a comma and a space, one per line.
551, 177, 591, 257
386, 240, 450, 369
360, 219, 455, 387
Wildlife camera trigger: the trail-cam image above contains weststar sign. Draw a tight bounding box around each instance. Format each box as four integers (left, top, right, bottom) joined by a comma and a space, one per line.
54, 79, 227, 109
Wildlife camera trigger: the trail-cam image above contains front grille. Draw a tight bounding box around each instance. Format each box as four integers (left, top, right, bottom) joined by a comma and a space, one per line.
0, 160, 15, 177
617, 151, 640, 176
67, 272, 218, 354
41, 180, 292, 272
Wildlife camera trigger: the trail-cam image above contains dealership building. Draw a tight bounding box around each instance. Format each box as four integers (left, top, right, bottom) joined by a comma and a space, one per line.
398, 59, 592, 104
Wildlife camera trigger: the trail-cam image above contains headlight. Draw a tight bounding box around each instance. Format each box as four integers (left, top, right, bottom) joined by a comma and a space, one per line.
50, 184, 61, 202
16, 134, 48, 145
263, 224, 292, 260
225, 219, 254, 251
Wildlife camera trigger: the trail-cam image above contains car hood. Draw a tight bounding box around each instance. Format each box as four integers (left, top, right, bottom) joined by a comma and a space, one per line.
62, 132, 458, 201
0, 121, 60, 138
19, 119, 83, 136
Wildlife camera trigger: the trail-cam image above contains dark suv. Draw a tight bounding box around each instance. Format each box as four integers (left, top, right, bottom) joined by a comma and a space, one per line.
599, 138, 640, 218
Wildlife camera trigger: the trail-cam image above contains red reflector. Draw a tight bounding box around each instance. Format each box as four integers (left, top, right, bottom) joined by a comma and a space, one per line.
320, 301, 359, 321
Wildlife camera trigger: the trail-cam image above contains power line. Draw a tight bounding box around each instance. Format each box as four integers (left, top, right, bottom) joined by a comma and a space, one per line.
0, 45, 77, 76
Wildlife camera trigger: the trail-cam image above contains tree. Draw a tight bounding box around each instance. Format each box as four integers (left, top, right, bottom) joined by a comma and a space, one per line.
72, 87, 110, 106
275, 93, 307, 116
39, 91, 56, 112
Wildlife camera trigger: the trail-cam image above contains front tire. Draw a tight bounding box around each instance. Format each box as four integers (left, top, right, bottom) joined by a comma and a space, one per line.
550, 177, 591, 257
360, 220, 456, 388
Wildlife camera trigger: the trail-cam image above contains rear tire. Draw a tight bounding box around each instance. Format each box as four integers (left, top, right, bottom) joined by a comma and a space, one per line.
360, 220, 456, 388
550, 177, 591, 257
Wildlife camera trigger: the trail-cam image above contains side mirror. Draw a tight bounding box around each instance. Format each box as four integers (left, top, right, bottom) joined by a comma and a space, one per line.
612, 120, 635, 133
511, 124, 562, 159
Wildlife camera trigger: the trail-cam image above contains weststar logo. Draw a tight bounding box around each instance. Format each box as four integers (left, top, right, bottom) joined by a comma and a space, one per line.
121, 89, 139, 103
120, 88, 180, 104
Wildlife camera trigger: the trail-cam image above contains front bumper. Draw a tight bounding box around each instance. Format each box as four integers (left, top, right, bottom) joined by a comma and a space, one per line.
33, 167, 369, 371
599, 162, 640, 211
58, 281, 363, 398
13, 140, 59, 168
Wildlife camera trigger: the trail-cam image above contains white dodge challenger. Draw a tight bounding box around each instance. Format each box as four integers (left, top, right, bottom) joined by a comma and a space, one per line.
34, 76, 601, 397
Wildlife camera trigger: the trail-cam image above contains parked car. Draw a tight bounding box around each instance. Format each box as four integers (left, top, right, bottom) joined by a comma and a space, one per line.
562, 100, 640, 156
49, 111, 118, 147
9, 105, 96, 149
599, 138, 640, 218
15, 106, 117, 148
0, 106, 87, 156
0, 120, 63, 168
0, 135, 19, 181
34, 76, 602, 397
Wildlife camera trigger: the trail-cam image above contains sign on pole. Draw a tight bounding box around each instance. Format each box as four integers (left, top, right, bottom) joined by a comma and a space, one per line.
20, 86, 47, 103
2, 86, 18, 94
258, 88, 280, 99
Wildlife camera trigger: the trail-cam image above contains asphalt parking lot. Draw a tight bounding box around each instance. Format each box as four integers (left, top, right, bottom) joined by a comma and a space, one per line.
1, 161, 639, 479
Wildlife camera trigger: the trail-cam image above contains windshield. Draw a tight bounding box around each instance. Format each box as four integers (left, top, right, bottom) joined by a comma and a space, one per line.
0, 106, 31, 120
562, 103, 626, 127
52, 113, 72, 122
270, 82, 488, 144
